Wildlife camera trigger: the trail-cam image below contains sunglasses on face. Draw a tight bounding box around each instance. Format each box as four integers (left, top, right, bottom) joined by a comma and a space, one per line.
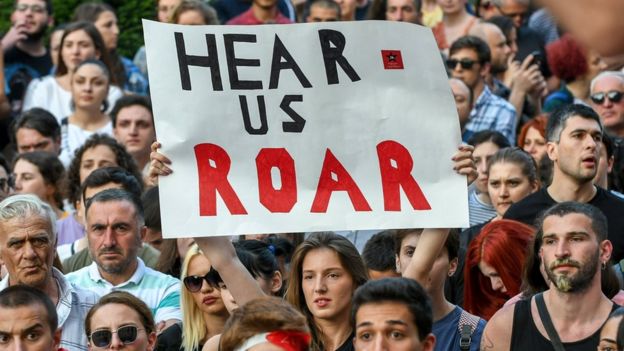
183, 273, 217, 292
590, 91, 624, 105
446, 58, 478, 70
90, 325, 143, 348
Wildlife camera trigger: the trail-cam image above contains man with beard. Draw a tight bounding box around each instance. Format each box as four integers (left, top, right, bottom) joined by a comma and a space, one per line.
482, 202, 617, 350
66, 189, 181, 331
0, 195, 98, 351
2, 0, 53, 115
505, 104, 624, 261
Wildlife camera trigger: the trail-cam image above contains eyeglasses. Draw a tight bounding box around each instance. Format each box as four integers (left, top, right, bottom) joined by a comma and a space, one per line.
183, 273, 216, 292
89, 325, 143, 348
446, 58, 478, 70
15, 3, 47, 14
590, 91, 624, 105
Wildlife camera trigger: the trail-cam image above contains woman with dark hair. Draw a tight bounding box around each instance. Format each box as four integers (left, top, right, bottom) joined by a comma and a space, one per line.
86, 291, 157, 351
61, 59, 115, 159
467, 130, 511, 226
464, 219, 534, 320
12, 151, 66, 219
73, 2, 148, 95
23, 21, 122, 122
285, 232, 368, 351
598, 307, 624, 351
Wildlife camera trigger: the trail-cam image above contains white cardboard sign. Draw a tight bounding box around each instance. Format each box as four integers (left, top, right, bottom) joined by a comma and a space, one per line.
143, 20, 468, 237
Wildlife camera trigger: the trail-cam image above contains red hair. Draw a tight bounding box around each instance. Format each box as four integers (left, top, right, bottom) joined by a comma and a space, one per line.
464, 220, 535, 320
546, 34, 588, 82
517, 114, 548, 149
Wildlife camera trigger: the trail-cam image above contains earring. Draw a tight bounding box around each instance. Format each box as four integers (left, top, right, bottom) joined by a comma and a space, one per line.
602, 261, 607, 270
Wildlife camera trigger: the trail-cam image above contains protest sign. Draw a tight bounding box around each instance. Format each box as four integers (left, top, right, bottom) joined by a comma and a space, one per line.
143, 20, 468, 238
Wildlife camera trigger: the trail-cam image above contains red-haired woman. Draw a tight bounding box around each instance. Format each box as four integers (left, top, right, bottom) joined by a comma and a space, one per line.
464, 219, 535, 320
543, 34, 606, 111
517, 114, 548, 163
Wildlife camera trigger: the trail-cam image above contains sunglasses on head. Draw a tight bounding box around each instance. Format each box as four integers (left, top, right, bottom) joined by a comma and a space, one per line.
446, 58, 478, 70
90, 325, 143, 348
590, 91, 623, 105
183, 273, 217, 292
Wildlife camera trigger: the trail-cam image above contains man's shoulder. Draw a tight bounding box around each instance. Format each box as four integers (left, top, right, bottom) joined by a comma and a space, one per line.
141, 265, 181, 288
483, 92, 516, 114
481, 303, 517, 350
65, 263, 94, 283
504, 189, 551, 223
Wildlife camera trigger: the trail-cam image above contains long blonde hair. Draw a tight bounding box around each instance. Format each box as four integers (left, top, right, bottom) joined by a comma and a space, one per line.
180, 244, 208, 351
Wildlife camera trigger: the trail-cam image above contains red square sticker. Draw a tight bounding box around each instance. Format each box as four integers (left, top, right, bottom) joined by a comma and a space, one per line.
381, 50, 404, 69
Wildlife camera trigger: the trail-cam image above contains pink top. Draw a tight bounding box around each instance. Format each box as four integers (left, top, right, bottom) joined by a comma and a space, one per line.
227, 8, 293, 25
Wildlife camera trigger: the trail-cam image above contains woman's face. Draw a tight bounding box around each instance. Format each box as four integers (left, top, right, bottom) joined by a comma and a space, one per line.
12, 159, 54, 204
436, 0, 466, 15
301, 248, 355, 322
79, 145, 118, 182
71, 63, 110, 111
473, 141, 500, 194
487, 161, 537, 217
598, 314, 623, 351
478, 260, 507, 294
61, 29, 99, 72
87, 303, 156, 351
186, 255, 227, 316
94, 10, 119, 50
522, 127, 547, 162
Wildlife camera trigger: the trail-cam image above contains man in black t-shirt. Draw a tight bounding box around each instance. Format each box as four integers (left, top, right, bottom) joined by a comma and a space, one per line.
505, 104, 624, 261
2, 0, 53, 115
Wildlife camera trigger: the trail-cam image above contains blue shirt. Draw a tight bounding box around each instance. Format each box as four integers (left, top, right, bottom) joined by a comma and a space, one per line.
462, 86, 517, 146
433, 306, 486, 351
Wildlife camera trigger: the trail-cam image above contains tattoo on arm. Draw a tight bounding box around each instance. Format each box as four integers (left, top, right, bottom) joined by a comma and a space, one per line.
480, 332, 495, 351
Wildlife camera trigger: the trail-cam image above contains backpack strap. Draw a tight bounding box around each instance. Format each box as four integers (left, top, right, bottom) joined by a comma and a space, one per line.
458, 309, 480, 350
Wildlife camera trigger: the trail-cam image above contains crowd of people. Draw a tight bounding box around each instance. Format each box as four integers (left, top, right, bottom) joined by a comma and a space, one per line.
2, 0, 624, 350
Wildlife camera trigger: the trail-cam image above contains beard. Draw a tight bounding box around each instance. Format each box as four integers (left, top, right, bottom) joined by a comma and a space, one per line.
545, 250, 599, 293
23, 22, 48, 43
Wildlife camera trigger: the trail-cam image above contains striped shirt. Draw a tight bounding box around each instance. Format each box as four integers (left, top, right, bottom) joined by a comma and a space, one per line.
66, 258, 182, 323
0, 268, 99, 351
468, 188, 496, 227
462, 86, 517, 146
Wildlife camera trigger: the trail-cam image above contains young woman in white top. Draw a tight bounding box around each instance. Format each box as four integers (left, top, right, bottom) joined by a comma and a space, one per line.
23, 21, 122, 123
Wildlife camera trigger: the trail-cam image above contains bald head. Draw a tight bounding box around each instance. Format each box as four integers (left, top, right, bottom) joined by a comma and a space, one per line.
450, 78, 472, 129
470, 23, 511, 74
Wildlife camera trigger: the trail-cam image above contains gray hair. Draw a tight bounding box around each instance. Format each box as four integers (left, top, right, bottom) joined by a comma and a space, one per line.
0, 194, 57, 244
590, 71, 624, 94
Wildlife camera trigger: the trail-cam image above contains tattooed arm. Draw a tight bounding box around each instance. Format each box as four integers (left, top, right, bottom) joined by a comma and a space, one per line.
480, 304, 515, 351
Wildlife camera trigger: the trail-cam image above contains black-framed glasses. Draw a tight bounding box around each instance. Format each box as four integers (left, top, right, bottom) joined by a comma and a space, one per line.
590, 91, 624, 105
90, 325, 143, 348
183, 273, 216, 292
446, 58, 478, 70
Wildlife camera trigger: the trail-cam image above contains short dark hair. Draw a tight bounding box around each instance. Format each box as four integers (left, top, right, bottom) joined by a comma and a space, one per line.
80, 167, 143, 205
449, 35, 491, 64
352, 278, 432, 340
110, 95, 154, 128
467, 130, 511, 149
142, 186, 161, 232
66, 134, 142, 206
363, 230, 399, 272
536, 202, 608, 245
0, 285, 58, 333
11, 108, 61, 144
603, 133, 615, 159
546, 104, 603, 142
85, 188, 144, 222
85, 291, 155, 337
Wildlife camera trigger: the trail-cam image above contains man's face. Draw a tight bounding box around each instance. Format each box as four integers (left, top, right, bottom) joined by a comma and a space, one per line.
86, 200, 143, 277
0, 215, 54, 289
497, 0, 528, 28
0, 304, 60, 351
254, 0, 278, 11
354, 301, 435, 351
590, 76, 624, 134
306, 5, 340, 22
448, 48, 485, 90
385, 0, 420, 24
547, 116, 602, 183
333, 0, 358, 21
113, 105, 156, 160
15, 128, 60, 155
484, 25, 511, 74
11, 0, 50, 42
449, 79, 471, 129
539, 213, 611, 293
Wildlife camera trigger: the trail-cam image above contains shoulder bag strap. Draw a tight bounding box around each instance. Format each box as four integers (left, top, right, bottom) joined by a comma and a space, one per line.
535, 293, 566, 351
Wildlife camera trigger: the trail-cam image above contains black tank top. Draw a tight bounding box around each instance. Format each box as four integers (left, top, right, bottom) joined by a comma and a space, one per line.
510, 298, 615, 351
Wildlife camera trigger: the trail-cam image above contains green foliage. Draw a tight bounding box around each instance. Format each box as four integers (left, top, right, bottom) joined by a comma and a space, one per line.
0, 0, 155, 58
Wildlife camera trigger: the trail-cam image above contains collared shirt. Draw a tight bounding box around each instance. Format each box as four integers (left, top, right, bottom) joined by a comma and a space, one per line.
226, 7, 293, 25
0, 268, 99, 351
66, 258, 182, 323
462, 85, 517, 145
